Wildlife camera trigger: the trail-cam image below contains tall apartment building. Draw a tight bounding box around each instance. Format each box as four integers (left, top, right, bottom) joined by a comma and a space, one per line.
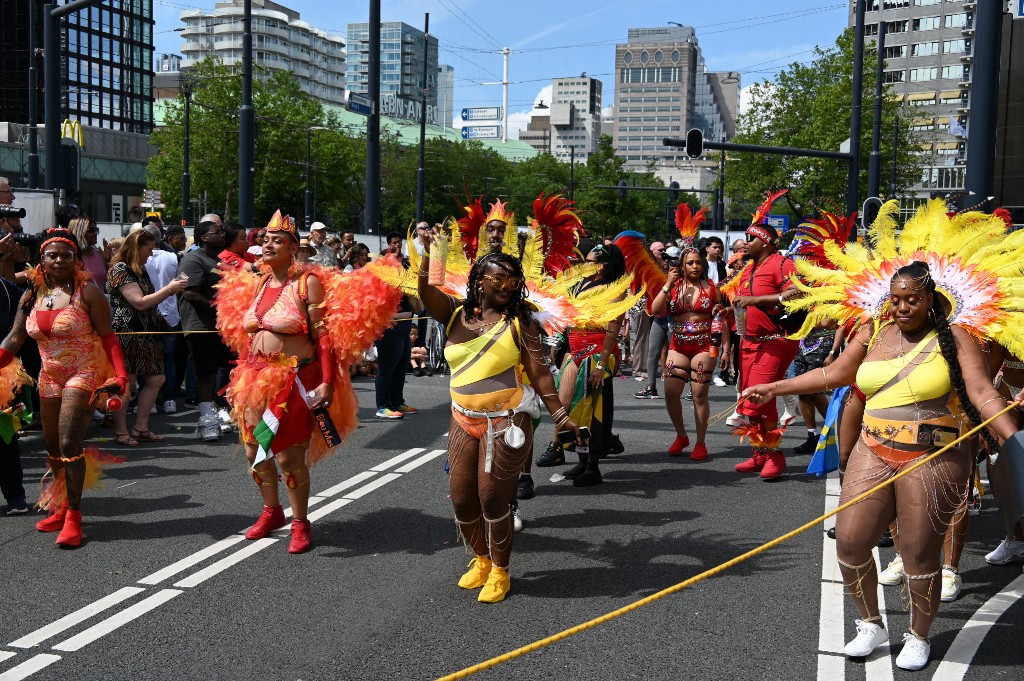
437, 64, 456, 128
180, 0, 346, 106
520, 75, 603, 163
612, 26, 738, 172
853, 0, 974, 205
0, 0, 155, 133
346, 22, 439, 111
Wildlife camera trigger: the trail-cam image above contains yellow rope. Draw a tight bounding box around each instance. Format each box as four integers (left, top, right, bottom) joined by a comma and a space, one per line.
113, 315, 436, 335
708, 397, 747, 426
436, 402, 1020, 681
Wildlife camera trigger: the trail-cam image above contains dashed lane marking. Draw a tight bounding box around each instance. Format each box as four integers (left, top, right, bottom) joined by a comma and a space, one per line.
0, 655, 61, 681
342, 473, 402, 500
8, 587, 146, 649
318, 470, 379, 497
370, 448, 426, 472
394, 449, 447, 473
52, 590, 183, 652
173, 539, 277, 589
137, 535, 247, 586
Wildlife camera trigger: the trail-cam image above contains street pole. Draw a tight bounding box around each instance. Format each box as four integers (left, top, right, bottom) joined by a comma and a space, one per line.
238, 0, 254, 228
717, 150, 726, 230
890, 114, 899, 199
364, 0, 381, 234
867, 20, 885, 202
28, 0, 39, 188
964, 0, 1001, 204
569, 145, 575, 201
182, 79, 192, 226
304, 127, 313, 229
846, 0, 866, 238
43, 2, 60, 192
501, 47, 509, 144
415, 12, 430, 222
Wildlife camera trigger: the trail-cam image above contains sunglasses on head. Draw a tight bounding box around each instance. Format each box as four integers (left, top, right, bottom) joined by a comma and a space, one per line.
482, 274, 523, 292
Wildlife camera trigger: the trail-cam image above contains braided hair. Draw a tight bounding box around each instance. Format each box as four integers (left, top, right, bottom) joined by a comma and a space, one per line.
894, 262, 999, 450
464, 252, 532, 324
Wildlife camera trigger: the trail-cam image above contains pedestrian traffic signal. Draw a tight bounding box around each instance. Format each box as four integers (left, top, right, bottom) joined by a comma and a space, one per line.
685, 128, 704, 159
861, 197, 883, 230
668, 181, 680, 202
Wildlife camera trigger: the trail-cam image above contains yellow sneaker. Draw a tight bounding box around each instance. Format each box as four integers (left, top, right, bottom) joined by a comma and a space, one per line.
458, 555, 492, 589
478, 566, 510, 603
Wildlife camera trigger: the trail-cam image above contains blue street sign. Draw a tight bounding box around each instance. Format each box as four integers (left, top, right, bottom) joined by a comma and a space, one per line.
461, 125, 502, 140
765, 214, 790, 231
346, 92, 374, 116
461, 107, 502, 122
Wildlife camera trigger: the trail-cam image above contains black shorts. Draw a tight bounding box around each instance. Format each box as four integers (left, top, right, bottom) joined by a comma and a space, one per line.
185, 333, 232, 377
793, 331, 835, 376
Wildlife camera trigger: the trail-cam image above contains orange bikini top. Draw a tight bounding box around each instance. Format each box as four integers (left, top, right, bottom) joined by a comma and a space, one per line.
26, 287, 94, 339
242, 274, 310, 336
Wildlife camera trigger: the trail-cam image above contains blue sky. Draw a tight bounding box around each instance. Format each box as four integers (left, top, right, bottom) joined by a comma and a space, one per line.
153, 0, 850, 135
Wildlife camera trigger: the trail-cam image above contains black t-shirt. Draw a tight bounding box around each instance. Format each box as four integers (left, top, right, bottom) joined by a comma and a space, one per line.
177, 248, 221, 331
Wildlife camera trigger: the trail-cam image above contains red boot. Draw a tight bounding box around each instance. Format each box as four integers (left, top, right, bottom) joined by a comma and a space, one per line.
36, 503, 68, 533
735, 451, 766, 473
56, 510, 83, 548
668, 434, 690, 456
760, 451, 787, 480
288, 519, 312, 554
245, 505, 286, 540
690, 443, 709, 461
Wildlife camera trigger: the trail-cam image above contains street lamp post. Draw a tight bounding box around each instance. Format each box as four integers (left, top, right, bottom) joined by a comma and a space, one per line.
181, 72, 193, 227
304, 126, 328, 229
569, 145, 575, 201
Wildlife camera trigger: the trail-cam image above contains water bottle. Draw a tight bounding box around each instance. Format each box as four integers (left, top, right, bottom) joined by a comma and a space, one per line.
198, 402, 221, 442
709, 313, 724, 358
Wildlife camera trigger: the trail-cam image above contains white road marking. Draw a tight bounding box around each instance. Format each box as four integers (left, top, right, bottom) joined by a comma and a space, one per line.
0, 653, 15, 663
0, 654, 61, 680
342, 473, 402, 500
8, 587, 146, 649
393, 449, 447, 473
816, 654, 844, 680
818, 472, 846, 678
932, 573, 1024, 681
284, 495, 325, 519
173, 539, 277, 588
52, 590, 183, 652
818, 582, 845, 654
370, 448, 426, 472
865, 577, 893, 681
306, 498, 353, 522
317, 470, 379, 498
137, 535, 247, 585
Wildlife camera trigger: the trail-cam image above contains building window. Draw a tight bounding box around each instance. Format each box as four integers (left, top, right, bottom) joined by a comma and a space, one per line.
623, 51, 633, 65
909, 67, 938, 82
944, 13, 967, 28
883, 70, 905, 83
943, 39, 966, 53
941, 65, 963, 79
913, 16, 941, 31
911, 42, 939, 56
884, 45, 906, 59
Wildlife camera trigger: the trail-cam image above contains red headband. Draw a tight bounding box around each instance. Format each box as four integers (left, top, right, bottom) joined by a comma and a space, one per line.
40, 237, 79, 255
745, 225, 775, 245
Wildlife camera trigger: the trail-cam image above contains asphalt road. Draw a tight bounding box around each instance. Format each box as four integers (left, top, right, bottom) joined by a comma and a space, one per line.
0, 371, 1021, 681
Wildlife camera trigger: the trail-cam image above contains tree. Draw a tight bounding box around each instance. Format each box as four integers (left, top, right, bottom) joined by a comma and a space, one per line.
727, 28, 921, 224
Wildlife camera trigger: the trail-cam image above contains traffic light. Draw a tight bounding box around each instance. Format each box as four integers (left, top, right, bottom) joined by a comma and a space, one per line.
617, 179, 628, 199
668, 181, 680, 203
861, 197, 883, 230
685, 128, 704, 159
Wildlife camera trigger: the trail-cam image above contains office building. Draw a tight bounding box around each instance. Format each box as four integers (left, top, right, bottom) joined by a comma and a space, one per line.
611, 26, 738, 172
437, 64, 455, 128
853, 1, 973, 206
180, 0, 346, 106
347, 22, 440, 124
520, 75, 603, 163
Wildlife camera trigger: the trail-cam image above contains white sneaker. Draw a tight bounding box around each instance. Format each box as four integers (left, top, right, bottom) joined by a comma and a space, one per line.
985, 538, 1024, 565
779, 410, 797, 427
512, 506, 524, 532
163, 400, 177, 414
149, 404, 158, 415
725, 413, 746, 428
895, 633, 930, 671
940, 568, 961, 602
712, 376, 727, 387
843, 619, 888, 658
878, 556, 905, 586
217, 408, 234, 433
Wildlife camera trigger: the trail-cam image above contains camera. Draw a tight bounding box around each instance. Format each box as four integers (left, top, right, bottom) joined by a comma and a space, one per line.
662, 255, 679, 267
0, 205, 26, 219
0, 229, 44, 251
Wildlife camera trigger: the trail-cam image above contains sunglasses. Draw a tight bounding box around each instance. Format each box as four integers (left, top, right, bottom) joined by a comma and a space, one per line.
745, 233, 759, 243
482, 274, 523, 292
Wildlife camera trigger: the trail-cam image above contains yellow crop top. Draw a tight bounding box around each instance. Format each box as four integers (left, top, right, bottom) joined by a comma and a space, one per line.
444, 306, 524, 412
854, 327, 952, 410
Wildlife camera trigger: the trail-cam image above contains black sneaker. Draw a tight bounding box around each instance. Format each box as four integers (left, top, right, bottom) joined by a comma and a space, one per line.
607, 433, 624, 455
536, 442, 565, 467
794, 432, 819, 455
634, 386, 659, 399
517, 475, 536, 500
877, 529, 894, 548
4, 498, 28, 515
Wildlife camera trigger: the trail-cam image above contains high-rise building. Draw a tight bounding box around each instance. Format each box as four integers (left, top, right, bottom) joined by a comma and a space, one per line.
520, 75, 603, 163
437, 64, 455, 128
346, 22, 440, 124
852, 1, 973, 207
0, 0, 155, 133
156, 53, 182, 73
180, 0, 346, 106
611, 26, 738, 172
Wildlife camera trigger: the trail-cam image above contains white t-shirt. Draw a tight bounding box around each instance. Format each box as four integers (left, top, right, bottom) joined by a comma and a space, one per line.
145, 249, 181, 327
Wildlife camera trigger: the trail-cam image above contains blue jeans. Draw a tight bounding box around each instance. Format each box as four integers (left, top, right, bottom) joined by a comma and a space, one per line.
375, 323, 412, 410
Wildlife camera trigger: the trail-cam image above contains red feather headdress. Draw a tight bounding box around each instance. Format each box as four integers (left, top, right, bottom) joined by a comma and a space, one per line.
675, 203, 707, 251
456, 196, 486, 260
789, 210, 856, 270
750, 189, 788, 228
532, 192, 581, 276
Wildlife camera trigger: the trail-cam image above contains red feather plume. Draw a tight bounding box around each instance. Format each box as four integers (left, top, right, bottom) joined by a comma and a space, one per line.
675, 203, 706, 247
613, 232, 667, 315
532, 192, 582, 276
456, 196, 486, 260
750, 188, 788, 227
788, 210, 855, 270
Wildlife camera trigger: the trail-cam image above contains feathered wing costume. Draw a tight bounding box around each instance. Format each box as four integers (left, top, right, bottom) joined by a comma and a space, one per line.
215, 246, 403, 466
378, 194, 640, 334
786, 198, 1024, 358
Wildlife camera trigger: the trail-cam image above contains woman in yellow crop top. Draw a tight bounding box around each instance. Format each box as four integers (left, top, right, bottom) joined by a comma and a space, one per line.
742, 261, 1019, 670
419, 246, 582, 604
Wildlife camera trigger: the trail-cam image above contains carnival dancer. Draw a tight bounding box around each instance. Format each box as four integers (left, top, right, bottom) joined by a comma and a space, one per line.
376, 196, 635, 602
727, 190, 800, 480
741, 200, 1024, 670
215, 211, 400, 554
0, 229, 129, 547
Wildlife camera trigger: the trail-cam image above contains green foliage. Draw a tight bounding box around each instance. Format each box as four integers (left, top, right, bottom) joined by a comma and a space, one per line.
728, 28, 922, 223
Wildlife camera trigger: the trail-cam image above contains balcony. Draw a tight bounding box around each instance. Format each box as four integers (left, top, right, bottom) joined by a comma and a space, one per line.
961, 18, 974, 35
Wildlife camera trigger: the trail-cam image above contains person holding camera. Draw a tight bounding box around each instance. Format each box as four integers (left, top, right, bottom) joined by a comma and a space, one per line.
0, 229, 130, 547
0, 178, 31, 283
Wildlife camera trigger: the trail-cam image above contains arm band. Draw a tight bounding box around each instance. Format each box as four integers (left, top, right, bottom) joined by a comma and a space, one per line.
0, 348, 12, 370
99, 332, 129, 394
316, 333, 336, 385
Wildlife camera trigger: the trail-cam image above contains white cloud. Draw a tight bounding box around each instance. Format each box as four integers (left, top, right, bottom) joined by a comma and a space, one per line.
738, 82, 775, 116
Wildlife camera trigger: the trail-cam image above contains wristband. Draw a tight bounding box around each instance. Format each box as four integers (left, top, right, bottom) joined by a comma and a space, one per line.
661, 286, 670, 295
0, 348, 13, 370
316, 333, 336, 385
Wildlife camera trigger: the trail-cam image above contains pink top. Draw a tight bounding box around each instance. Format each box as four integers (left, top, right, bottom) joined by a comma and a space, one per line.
243, 277, 307, 336
80, 250, 107, 292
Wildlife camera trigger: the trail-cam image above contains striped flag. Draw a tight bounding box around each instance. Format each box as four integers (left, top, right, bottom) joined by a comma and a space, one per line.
252, 375, 311, 466
806, 386, 846, 478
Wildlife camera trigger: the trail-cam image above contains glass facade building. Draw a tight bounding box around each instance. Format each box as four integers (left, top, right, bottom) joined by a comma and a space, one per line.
346, 22, 439, 105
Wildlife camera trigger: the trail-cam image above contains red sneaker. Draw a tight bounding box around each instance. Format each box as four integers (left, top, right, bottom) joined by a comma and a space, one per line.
245, 505, 286, 540
735, 452, 766, 473
36, 503, 67, 533
690, 443, 709, 461
760, 451, 787, 480
55, 509, 83, 548
288, 519, 312, 554
668, 434, 690, 456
